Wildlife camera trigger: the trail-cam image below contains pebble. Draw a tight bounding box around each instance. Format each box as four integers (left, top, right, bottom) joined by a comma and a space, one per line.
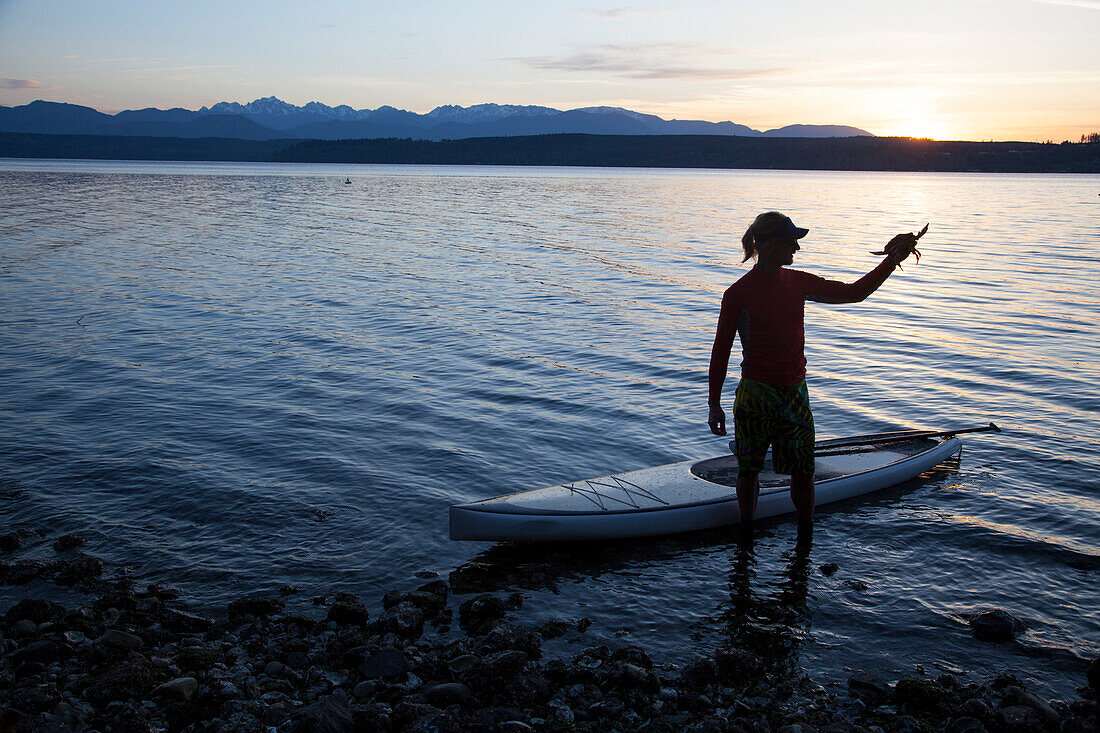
153, 676, 199, 702
0, 564, 1091, 733
11, 619, 36, 637
970, 607, 1025, 641
359, 647, 409, 679
98, 628, 143, 651
424, 681, 474, 707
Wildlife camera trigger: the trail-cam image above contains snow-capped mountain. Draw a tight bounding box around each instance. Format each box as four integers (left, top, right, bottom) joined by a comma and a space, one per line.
0, 97, 874, 140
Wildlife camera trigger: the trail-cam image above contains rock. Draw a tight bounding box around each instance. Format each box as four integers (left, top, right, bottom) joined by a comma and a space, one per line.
574, 644, 610, 670
105, 699, 153, 732
484, 650, 529, 678
88, 651, 156, 705
1, 559, 46, 584
13, 639, 74, 666
0, 529, 34, 552
290, 694, 356, 733
459, 594, 507, 636
970, 608, 1025, 641
611, 644, 653, 669
547, 699, 574, 723
265, 660, 285, 676
15, 660, 46, 677
538, 619, 569, 639
1002, 686, 1060, 730
679, 656, 719, 690
153, 676, 199, 702
447, 653, 479, 675
576, 617, 592, 632
383, 589, 446, 615
325, 597, 369, 626
51, 556, 104, 585
96, 588, 138, 611
1088, 655, 1100, 691
946, 716, 989, 732
479, 622, 543, 660
819, 562, 839, 576
609, 661, 659, 693
498, 722, 533, 733
993, 673, 1024, 690
360, 647, 409, 679
227, 595, 285, 620
353, 680, 378, 699
995, 705, 1048, 732
160, 607, 214, 632
99, 628, 144, 651
1069, 699, 1098, 720
4, 598, 67, 623
418, 578, 449, 599
515, 677, 558, 710
52, 534, 85, 552
895, 677, 948, 714
378, 601, 425, 639
424, 682, 474, 707
959, 697, 995, 722
715, 647, 764, 687
176, 646, 220, 673
146, 583, 182, 600
849, 670, 893, 699
10, 618, 36, 637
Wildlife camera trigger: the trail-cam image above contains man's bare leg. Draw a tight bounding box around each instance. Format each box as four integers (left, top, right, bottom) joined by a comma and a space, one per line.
790, 472, 815, 535
737, 471, 760, 524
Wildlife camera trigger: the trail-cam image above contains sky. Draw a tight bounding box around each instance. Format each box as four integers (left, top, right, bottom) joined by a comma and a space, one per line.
1, 0, 1098, 142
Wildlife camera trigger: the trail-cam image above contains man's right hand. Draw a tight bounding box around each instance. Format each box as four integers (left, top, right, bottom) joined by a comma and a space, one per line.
708, 404, 727, 435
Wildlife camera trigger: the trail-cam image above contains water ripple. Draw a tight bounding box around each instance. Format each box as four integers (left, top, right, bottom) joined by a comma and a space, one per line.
1, 162, 1097, 697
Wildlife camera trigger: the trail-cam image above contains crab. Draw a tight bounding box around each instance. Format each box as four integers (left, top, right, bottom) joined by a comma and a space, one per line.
871, 223, 928, 269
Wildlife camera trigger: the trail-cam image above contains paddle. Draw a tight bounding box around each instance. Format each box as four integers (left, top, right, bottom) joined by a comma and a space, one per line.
814, 422, 1001, 450
727, 422, 1002, 455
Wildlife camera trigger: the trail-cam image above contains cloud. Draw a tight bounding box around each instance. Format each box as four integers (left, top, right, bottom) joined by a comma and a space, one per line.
582, 6, 653, 19
1033, 0, 1100, 8
0, 78, 43, 90
118, 64, 233, 74
517, 44, 790, 81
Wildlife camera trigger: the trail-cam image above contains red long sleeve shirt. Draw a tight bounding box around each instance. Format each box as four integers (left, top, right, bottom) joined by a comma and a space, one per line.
708, 259, 896, 396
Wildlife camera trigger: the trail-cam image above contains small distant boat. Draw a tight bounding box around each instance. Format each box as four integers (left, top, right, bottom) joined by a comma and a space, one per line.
449, 424, 1000, 542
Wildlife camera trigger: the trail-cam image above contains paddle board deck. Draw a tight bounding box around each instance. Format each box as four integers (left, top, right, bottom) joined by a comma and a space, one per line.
450, 434, 961, 542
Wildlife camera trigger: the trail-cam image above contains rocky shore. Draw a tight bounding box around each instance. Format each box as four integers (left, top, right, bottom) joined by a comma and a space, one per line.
2, 529, 1098, 732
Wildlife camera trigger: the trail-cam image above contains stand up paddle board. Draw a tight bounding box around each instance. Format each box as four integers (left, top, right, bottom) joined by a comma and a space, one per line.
449, 424, 999, 542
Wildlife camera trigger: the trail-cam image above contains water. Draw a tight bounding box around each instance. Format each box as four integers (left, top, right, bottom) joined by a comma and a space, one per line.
1, 159, 1097, 698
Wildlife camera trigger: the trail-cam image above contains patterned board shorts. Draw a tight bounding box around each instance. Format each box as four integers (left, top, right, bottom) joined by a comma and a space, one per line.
734, 378, 816, 477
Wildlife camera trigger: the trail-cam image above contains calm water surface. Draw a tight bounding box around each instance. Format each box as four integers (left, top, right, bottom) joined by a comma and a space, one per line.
1, 159, 1097, 697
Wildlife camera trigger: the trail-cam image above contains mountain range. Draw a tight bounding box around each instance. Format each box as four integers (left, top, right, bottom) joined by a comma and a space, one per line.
0, 97, 872, 141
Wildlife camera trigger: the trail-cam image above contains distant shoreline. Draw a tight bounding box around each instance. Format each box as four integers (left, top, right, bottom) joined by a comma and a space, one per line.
2, 132, 1099, 173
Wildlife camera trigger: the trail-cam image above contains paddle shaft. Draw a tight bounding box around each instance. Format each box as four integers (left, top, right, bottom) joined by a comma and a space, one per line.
815, 422, 1001, 451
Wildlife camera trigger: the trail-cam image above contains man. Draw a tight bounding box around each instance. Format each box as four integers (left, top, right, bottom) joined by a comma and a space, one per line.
707, 212, 921, 534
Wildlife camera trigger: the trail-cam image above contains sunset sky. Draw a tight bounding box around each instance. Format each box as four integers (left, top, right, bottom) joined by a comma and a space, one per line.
1, 0, 1097, 142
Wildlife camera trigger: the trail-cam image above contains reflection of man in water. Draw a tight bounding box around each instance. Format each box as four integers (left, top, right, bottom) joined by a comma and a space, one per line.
722, 533, 814, 684
707, 212, 919, 536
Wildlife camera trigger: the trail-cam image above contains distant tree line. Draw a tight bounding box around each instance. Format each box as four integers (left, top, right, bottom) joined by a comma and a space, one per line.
2, 132, 1099, 173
